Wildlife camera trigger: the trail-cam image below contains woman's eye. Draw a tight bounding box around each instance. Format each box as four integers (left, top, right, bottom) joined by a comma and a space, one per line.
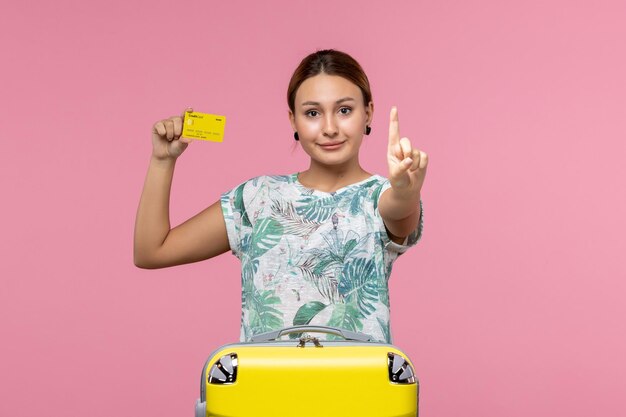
306, 110, 319, 117
339, 107, 352, 115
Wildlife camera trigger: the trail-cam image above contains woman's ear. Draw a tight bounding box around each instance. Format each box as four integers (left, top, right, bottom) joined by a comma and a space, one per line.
288, 109, 296, 131
365, 101, 374, 126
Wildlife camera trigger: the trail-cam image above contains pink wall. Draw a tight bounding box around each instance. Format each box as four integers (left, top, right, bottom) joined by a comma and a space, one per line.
2, 0, 625, 415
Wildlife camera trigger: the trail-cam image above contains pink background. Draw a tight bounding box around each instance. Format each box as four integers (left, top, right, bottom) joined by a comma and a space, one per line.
2, 0, 625, 416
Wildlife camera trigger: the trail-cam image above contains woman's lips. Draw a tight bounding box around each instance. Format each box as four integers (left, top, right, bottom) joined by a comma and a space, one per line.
318, 141, 345, 150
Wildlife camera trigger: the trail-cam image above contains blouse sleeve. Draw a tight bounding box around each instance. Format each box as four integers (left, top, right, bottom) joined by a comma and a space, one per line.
220, 181, 249, 259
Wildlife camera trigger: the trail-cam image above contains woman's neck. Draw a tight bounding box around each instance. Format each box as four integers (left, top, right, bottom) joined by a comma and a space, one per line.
297, 160, 372, 193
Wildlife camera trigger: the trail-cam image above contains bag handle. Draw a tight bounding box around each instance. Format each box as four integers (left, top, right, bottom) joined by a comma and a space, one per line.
250, 325, 374, 343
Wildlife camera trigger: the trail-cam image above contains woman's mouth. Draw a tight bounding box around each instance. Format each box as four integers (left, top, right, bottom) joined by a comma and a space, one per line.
318, 141, 345, 151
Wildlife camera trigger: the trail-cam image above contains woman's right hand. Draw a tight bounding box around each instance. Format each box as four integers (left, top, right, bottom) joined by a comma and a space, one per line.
151, 107, 193, 161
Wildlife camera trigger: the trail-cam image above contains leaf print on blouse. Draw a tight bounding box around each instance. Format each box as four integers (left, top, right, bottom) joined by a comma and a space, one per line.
288, 300, 329, 339
319, 258, 379, 341
270, 199, 322, 237
326, 303, 364, 334
371, 182, 386, 211
347, 186, 372, 216
247, 288, 285, 336
295, 180, 378, 223
294, 228, 366, 303
248, 218, 284, 259
232, 182, 252, 228
295, 194, 337, 223
241, 263, 285, 339
377, 317, 391, 343
338, 257, 379, 319
240, 217, 286, 340
293, 301, 328, 325
321, 224, 366, 260
294, 257, 339, 303
241, 217, 283, 299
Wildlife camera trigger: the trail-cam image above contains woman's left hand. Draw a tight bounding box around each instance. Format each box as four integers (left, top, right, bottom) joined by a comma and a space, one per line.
386, 106, 428, 196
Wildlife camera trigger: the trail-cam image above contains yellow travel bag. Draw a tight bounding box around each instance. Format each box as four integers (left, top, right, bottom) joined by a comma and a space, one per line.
194, 325, 419, 417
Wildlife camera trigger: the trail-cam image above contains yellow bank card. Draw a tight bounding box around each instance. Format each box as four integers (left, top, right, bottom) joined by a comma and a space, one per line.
182, 111, 226, 142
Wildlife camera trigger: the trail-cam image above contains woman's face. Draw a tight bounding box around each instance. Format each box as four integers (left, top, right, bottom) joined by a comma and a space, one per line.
289, 73, 373, 168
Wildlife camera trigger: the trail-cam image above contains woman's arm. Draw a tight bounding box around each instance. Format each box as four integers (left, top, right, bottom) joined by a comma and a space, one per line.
378, 106, 428, 244
133, 110, 230, 269
379, 188, 421, 244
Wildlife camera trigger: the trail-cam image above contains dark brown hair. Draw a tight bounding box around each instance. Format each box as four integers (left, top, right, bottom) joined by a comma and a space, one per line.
287, 49, 372, 113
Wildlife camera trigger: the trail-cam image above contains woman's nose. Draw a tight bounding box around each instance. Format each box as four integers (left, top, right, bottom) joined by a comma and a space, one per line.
322, 114, 338, 137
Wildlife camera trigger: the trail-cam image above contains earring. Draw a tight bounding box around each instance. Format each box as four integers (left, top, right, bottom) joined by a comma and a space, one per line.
365, 126, 372, 135
294, 132, 299, 141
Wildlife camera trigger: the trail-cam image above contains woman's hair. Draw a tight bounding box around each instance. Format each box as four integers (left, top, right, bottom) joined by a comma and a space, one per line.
287, 49, 372, 113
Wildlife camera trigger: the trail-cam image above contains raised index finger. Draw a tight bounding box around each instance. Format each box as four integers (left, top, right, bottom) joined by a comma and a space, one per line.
388, 106, 400, 148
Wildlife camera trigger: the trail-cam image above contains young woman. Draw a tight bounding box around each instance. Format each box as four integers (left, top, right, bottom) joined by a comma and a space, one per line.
134, 49, 428, 343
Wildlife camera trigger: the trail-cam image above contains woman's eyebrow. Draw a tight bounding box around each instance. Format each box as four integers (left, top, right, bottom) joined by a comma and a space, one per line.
301, 97, 356, 106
